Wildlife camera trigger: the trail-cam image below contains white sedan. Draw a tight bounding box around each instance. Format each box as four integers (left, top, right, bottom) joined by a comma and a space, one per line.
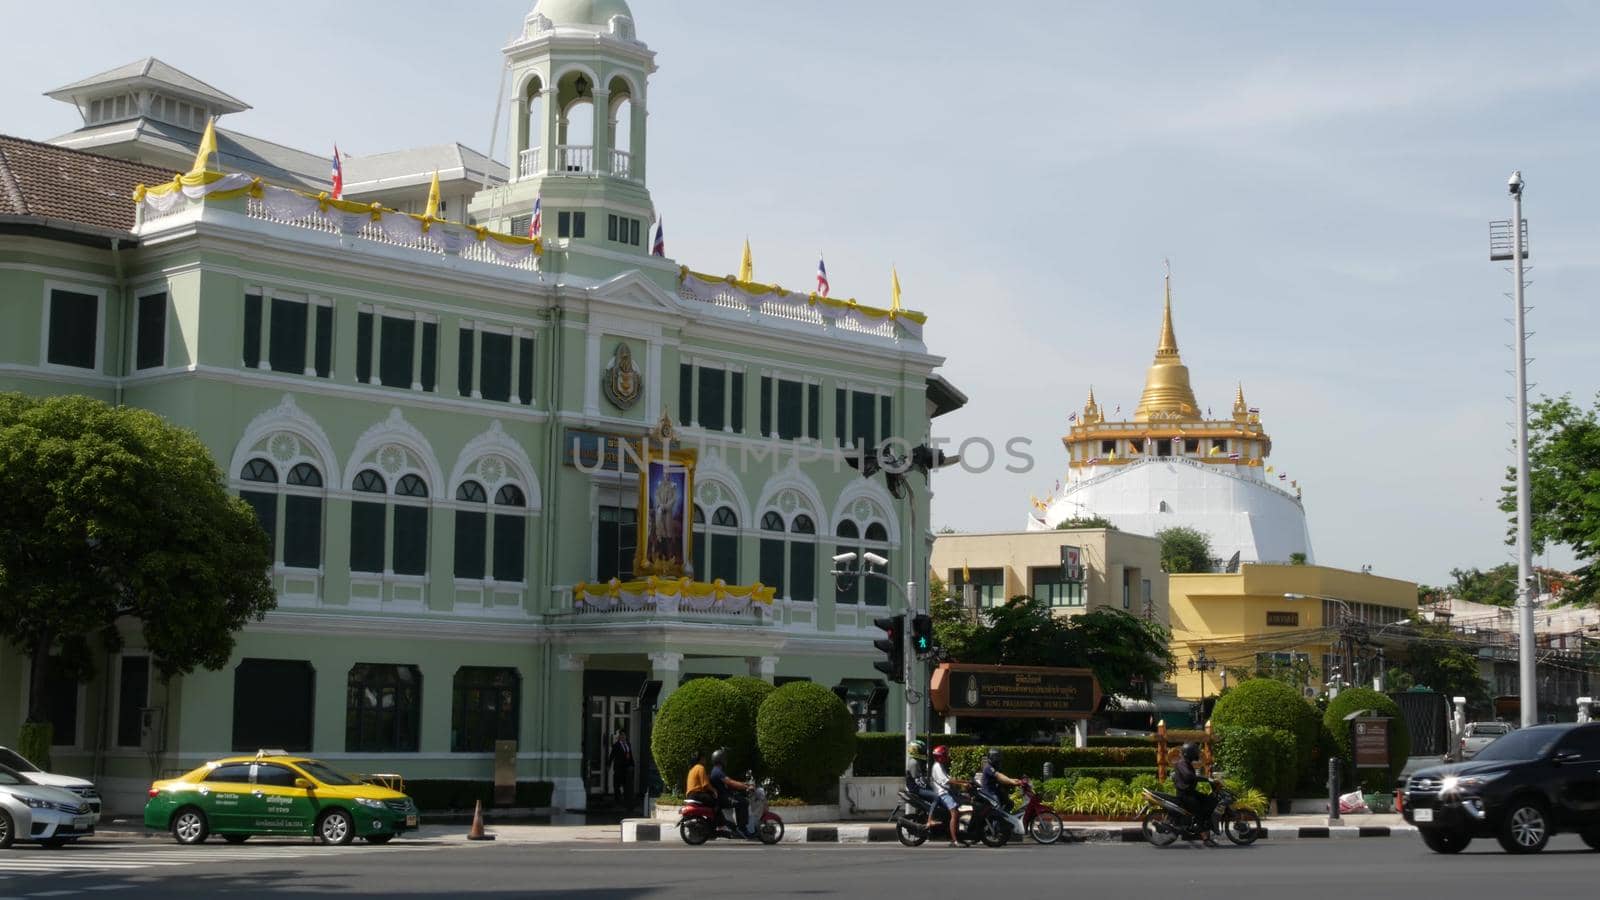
0, 764, 97, 848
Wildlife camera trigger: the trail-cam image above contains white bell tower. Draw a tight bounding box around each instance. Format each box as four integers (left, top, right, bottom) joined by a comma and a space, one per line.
469, 0, 659, 278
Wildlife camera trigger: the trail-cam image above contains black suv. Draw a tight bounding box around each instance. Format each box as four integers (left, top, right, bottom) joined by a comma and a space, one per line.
1403, 722, 1600, 854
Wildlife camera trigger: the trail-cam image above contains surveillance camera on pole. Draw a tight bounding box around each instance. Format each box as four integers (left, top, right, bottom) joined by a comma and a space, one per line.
862, 551, 890, 569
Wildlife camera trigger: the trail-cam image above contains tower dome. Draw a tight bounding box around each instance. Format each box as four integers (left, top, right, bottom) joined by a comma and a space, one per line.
531, 0, 634, 30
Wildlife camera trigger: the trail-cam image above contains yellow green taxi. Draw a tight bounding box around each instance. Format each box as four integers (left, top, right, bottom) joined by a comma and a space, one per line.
143, 753, 419, 845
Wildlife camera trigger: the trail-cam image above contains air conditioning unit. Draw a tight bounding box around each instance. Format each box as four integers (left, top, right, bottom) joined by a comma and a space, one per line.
139, 707, 166, 753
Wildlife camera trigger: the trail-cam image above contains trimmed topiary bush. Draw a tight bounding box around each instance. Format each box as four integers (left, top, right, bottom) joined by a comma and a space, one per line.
1214, 725, 1297, 798
1210, 679, 1321, 778
650, 678, 743, 792
756, 681, 856, 802
1323, 687, 1411, 792
16, 722, 52, 773
724, 677, 776, 777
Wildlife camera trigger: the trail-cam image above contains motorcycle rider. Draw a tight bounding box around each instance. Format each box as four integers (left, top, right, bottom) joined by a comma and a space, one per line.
926, 745, 962, 846
685, 749, 715, 805
709, 748, 754, 837
1173, 741, 1218, 846
905, 740, 936, 803
975, 748, 1020, 811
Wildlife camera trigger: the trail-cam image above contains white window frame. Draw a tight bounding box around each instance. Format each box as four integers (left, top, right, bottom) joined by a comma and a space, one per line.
39, 280, 108, 374
132, 288, 171, 371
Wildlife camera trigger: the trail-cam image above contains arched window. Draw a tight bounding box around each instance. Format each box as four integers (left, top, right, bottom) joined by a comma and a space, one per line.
237, 457, 324, 570
452, 667, 520, 752
758, 511, 786, 596
345, 663, 421, 753
692, 505, 739, 583
493, 485, 527, 583
1159, 500, 1172, 513
348, 468, 430, 576
454, 481, 488, 579
789, 514, 817, 603
863, 522, 890, 606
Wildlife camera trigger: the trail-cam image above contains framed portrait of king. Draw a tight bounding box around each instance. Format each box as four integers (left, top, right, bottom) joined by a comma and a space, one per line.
634, 447, 696, 577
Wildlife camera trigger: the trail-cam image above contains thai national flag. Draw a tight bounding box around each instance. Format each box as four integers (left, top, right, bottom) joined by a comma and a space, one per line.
1068, 411, 1078, 423
1248, 406, 1260, 415
651, 218, 665, 257
816, 256, 830, 297
1228, 452, 1241, 460
530, 196, 542, 238
331, 145, 343, 199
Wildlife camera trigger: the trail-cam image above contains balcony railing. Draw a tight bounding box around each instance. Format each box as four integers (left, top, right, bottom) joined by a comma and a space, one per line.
556, 144, 594, 174
517, 148, 541, 180
610, 149, 633, 180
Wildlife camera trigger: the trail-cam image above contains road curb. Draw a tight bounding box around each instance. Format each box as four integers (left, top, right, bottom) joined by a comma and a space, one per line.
620, 819, 1417, 845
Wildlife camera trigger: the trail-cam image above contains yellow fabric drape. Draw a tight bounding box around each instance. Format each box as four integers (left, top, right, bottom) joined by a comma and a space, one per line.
189, 118, 218, 175
739, 238, 753, 283
572, 577, 777, 605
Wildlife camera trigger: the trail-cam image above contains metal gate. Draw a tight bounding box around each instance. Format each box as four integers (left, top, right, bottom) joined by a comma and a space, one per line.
1389, 691, 1449, 757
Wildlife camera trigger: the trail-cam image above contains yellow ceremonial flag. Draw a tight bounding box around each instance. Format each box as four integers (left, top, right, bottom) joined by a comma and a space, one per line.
1107, 448, 1117, 460
189, 117, 219, 175
424, 171, 442, 219
739, 238, 753, 282
891, 266, 903, 311
1208, 444, 1221, 457
1266, 465, 1275, 474
962, 562, 971, 582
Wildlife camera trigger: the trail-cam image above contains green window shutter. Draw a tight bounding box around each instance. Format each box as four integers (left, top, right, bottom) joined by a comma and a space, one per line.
880, 395, 893, 441
269, 298, 308, 374
692, 525, 707, 580
518, 336, 535, 405
760, 375, 773, 437
454, 510, 487, 579
355, 311, 373, 383
730, 371, 745, 434
283, 495, 322, 569
807, 383, 820, 439
240, 490, 278, 563
115, 656, 150, 747
349, 501, 386, 573
493, 514, 526, 582
777, 379, 802, 440
458, 328, 474, 397
698, 368, 725, 431
789, 541, 816, 602
480, 331, 512, 402
243, 292, 263, 369
420, 321, 438, 392
391, 505, 429, 576
711, 533, 738, 584
314, 305, 333, 377
378, 316, 415, 388
852, 391, 877, 452
135, 293, 166, 370
679, 363, 694, 423
835, 387, 846, 444
47, 290, 99, 370
759, 538, 786, 597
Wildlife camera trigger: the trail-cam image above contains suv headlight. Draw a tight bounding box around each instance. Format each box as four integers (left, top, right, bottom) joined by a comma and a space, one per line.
355, 797, 387, 809
1441, 773, 1502, 793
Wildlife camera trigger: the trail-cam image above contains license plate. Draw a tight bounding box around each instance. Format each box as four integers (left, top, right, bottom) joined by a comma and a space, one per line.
405, 815, 418, 827
1413, 808, 1433, 822
73, 816, 92, 829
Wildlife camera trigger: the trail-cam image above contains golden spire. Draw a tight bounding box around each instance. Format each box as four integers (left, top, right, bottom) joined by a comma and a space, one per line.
1134, 262, 1201, 422
1082, 385, 1102, 425
1232, 382, 1249, 422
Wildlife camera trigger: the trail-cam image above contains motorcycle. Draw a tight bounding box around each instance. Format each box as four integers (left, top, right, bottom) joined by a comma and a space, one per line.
891, 787, 1011, 847
989, 777, 1065, 844
678, 777, 785, 846
1140, 779, 1262, 847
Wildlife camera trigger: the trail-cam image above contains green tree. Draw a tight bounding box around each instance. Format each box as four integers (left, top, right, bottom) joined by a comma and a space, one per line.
1055, 515, 1117, 531
0, 394, 276, 726
1157, 526, 1213, 573
1447, 564, 1518, 607
1504, 393, 1600, 606
1394, 625, 1492, 709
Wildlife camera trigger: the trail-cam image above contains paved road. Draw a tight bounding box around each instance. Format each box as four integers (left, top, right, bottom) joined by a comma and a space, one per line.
0, 834, 1594, 899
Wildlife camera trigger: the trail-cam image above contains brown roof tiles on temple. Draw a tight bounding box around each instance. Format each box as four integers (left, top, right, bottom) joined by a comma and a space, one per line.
0, 134, 173, 234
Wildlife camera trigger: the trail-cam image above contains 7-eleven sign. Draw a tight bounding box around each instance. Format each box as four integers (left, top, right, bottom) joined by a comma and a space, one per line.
1061, 545, 1084, 583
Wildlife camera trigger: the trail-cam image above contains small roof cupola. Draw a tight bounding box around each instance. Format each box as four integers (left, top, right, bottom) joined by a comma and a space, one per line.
1133, 269, 1201, 422
471, 0, 658, 278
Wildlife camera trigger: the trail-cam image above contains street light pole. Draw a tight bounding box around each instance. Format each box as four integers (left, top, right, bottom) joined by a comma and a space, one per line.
1508, 172, 1538, 729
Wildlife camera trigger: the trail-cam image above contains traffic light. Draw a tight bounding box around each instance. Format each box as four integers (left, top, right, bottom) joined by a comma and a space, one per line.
910, 613, 934, 657
872, 613, 905, 683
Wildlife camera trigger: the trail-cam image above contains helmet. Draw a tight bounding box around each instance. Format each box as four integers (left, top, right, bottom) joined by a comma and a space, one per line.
931, 745, 950, 763
1181, 742, 1201, 763
711, 748, 728, 767
986, 748, 1004, 768
689, 750, 703, 765
908, 740, 927, 759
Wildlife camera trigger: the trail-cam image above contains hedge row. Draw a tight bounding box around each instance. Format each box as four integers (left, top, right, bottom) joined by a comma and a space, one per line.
1213, 725, 1297, 797
402, 780, 554, 812
947, 745, 1159, 780
852, 733, 980, 777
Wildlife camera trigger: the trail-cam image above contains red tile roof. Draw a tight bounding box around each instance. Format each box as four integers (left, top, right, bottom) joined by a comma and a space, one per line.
0, 134, 174, 234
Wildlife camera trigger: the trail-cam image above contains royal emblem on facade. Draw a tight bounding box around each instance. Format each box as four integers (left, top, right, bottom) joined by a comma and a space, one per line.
602, 342, 643, 410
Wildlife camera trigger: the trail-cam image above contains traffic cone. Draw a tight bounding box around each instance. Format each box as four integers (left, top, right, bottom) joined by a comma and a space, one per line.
467, 799, 496, 841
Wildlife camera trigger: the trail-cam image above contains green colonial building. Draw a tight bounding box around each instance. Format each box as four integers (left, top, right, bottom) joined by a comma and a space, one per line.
0, 0, 963, 814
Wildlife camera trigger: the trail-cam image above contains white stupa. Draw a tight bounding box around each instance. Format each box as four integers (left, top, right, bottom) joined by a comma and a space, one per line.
1029, 274, 1314, 565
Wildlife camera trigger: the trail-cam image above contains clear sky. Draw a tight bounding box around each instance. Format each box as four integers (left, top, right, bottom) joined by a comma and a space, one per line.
4, 1, 1596, 586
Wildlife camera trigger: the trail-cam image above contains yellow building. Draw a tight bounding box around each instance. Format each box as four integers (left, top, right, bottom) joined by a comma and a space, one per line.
1168, 564, 1416, 700
929, 528, 1169, 630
